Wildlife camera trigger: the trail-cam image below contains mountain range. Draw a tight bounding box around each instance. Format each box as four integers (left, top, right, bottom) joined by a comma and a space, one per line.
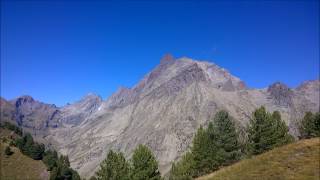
1, 54, 319, 178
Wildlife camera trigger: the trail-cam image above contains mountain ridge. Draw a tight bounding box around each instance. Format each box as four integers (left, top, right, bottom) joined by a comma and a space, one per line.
1, 55, 319, 178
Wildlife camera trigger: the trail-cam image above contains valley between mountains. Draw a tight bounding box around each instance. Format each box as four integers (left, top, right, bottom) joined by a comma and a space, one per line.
1, 55, 319, 178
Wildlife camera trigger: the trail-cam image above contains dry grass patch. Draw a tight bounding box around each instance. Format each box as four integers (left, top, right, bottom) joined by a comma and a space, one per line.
197, 138, 320, 180
0, 129, 49, 180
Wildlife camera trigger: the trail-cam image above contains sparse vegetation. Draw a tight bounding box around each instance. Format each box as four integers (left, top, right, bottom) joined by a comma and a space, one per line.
0, 138, 49, 180
0, 121, 23, 136
49, 154, 81, 180
14, 133, 45, 160
1, 122, 80, 180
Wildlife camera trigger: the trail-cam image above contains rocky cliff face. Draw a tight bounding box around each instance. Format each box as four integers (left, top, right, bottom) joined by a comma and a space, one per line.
1, 96, 61, 133
1, 55, 319, 178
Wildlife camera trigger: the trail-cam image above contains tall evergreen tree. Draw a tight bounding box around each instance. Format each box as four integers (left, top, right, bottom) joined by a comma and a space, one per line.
247, 107, 293, 155
191, 125, 221, 176
43, 150, 57, 170
213, 110, 242, 164
131, 145, 161, 180
96, 150, 130, 180
272, 111, 294, 146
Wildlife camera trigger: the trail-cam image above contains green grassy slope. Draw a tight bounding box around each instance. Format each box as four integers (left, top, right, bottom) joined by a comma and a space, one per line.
197, 138, 320, 180
0, 128, 49, 180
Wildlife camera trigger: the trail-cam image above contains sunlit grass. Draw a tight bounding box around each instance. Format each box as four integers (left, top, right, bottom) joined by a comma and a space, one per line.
0, 128, 49, 180
197, 138, 320, 180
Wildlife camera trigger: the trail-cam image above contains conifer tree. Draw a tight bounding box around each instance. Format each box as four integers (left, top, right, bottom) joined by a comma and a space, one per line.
247, 107, 293, 155
300, 112, 320, 138
28, 143, 45, 160
272, 111, 294, 146
213, 110, 242, 164
131, 145, 161, 180
169, 152, 194, 180
96, 150, 130, 180
191, 125, 221, 176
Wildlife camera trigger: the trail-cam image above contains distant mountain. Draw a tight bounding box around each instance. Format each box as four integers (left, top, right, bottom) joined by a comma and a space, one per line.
1, 55, 319, 178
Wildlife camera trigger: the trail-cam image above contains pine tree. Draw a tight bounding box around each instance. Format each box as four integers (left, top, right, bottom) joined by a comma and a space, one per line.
96, 150, 130, 180
43, 150, 57, 170
247, 107, 293, 155
169, 152, 194, 180
300, 112, 320, 138
272, 111, 294, 146
21, 133, 34, 156
29, 143, 45, 160
247, 107, 272, 155
131, 145, 161, 180
191, 125, 221, 176
213, 110, 242, 164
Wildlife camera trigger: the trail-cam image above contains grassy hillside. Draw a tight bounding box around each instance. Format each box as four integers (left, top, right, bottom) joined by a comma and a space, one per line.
197, 138, 320, 180
0, 128, 49, 180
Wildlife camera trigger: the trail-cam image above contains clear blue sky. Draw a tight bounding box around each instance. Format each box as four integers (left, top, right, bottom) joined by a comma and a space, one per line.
1, 0, 319, 106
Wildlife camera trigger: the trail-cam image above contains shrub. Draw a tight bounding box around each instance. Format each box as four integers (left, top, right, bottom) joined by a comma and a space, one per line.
5, 146, 13, 156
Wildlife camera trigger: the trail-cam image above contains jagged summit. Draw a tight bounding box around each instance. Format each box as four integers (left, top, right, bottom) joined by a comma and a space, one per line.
60, 93, 103, 125
160, 53, 175, 65
80, 93, 102, 102
12, 95, 35, 105
267, 82, 293, 107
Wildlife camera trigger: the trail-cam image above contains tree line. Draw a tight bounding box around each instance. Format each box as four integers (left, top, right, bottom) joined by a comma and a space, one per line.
169, 107, 319, 179
2, 107, 319, 180
1, 122, 81, 180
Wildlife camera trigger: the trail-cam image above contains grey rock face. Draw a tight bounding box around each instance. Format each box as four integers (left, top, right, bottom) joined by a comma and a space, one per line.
60, 93, 102, 126
0, 56, 319, 179
267, 82, 294, 107
8, 96, 61, 132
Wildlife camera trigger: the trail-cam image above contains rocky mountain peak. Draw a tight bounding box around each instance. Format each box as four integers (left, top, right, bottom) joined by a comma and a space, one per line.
267, 82, 293, 107
14, 95, 35, 107
81, 93, 102, 102
160, 53, 175, 65
268, 82, 290, 92
60, 93, 103, 125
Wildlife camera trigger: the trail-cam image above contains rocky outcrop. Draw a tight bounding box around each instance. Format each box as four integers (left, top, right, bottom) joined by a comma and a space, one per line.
6, 96, 61, 132
267, 82, 294, 107
0, 56, 319, 178
60, 93, 102, 126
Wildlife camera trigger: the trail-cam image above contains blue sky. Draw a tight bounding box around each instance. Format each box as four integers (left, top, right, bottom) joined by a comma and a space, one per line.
1, 0, 319, 106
